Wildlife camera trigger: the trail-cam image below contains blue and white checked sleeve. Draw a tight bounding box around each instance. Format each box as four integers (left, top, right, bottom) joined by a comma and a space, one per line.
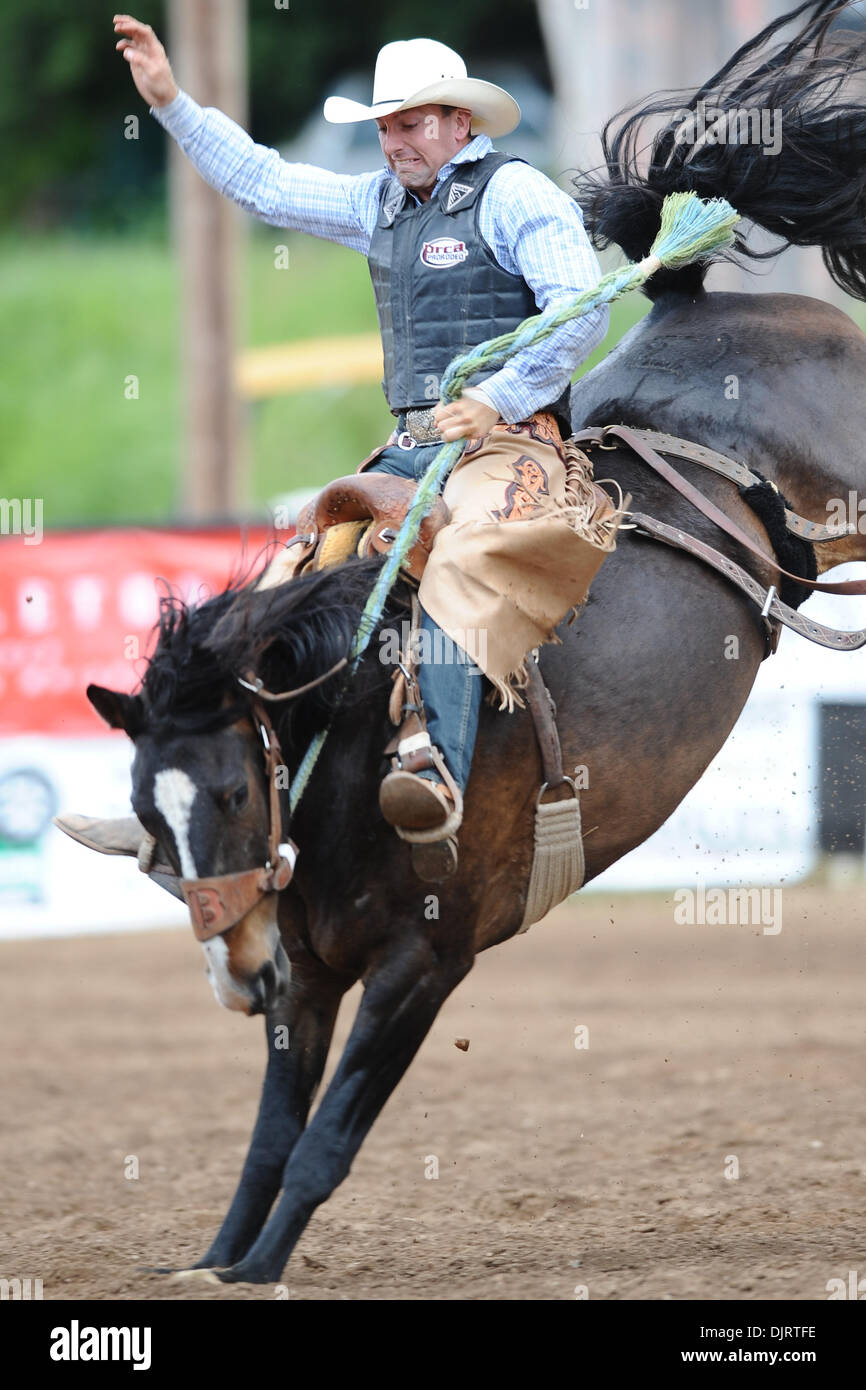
473, 161, 609, 422
150, 89, 385, 253
150, 92, 609, 422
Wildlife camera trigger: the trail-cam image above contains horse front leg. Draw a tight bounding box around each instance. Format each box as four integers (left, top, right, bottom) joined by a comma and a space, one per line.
167, 957, 347, 1276
217, 937, 473, 1284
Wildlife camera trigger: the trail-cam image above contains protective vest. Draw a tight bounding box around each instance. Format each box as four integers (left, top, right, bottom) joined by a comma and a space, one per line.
368, 151, 569, 419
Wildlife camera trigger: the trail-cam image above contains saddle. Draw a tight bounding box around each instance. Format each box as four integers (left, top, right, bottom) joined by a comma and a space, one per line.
263, 474, 451, 587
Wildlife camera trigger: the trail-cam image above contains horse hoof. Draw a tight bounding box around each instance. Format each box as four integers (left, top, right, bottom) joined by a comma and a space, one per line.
169, 1268, 223, 1285
217, 1264, 274, 1285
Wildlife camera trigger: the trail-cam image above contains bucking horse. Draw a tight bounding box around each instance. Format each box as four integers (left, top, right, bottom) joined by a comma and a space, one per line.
73, 1, 866, 1282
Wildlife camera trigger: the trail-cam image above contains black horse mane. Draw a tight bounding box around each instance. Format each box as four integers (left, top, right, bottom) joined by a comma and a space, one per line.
574, 0, 866, 300
137, 558, 400, 741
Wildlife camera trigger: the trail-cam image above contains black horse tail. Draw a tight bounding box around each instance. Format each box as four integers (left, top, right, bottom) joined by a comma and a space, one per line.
574, 0, 866, 300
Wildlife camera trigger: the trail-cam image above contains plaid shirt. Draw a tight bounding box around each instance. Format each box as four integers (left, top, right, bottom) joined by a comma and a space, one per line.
151, 91, 609, 423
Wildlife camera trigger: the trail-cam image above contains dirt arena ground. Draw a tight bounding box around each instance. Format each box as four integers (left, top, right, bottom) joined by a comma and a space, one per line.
2, 885, 865, 1301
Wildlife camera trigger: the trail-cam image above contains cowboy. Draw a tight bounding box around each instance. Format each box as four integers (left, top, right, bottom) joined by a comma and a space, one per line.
58, 17, 610, 865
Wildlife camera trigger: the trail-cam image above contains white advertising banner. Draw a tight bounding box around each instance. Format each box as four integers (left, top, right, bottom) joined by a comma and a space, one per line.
0, 735, 187, 938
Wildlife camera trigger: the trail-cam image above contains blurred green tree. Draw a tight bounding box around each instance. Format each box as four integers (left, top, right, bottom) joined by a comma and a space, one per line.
1, 0, 545, 231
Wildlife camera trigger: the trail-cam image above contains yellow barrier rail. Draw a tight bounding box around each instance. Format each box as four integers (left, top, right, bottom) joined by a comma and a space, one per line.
235, 333, 383, 399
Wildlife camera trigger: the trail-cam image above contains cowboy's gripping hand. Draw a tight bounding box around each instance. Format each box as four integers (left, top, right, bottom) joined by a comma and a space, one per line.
114, 15, 178, 108
434, 396, 500, 442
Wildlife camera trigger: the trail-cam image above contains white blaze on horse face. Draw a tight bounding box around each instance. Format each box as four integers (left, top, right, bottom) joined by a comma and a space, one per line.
153, 768, 198, 879
202, 936, 247, 1012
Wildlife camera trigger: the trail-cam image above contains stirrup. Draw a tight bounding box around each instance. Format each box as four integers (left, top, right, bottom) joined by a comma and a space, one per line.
379, 592, 463, 877
382, 746, 464, 843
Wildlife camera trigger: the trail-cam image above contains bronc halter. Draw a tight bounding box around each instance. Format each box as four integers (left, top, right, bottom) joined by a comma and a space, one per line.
176, 657, 347, 942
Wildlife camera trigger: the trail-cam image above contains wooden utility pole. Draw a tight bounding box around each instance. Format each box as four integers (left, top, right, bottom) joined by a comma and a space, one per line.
167, 0, 247, 519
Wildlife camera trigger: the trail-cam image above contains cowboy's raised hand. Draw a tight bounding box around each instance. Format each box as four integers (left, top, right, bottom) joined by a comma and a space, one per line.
433, 396, 500, 442
114, 14, 178, 108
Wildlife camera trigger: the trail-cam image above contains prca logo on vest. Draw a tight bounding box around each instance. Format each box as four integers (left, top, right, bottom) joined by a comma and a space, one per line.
420, 237, 469, 269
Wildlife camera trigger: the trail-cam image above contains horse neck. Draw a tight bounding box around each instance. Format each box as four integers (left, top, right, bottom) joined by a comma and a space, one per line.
281, 654, 391, 831
286, 700, 391, 923
723, 295, 866, 574
645, 291, 866, 576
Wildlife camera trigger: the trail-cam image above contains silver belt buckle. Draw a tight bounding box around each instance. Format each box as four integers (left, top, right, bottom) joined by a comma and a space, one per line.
405, 408, 441, 446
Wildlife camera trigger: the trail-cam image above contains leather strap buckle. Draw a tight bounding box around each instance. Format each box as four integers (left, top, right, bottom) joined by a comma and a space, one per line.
760, 584, 777, 618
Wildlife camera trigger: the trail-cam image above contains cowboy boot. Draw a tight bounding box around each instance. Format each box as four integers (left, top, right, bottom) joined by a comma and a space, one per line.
379, 760, 457, 833
379, 760, 462, 883
379, 716, 464, 879
378, 601, 464, 880
53, 813, 183, 901
54, 812, 148, 856
379, 660, 463, 835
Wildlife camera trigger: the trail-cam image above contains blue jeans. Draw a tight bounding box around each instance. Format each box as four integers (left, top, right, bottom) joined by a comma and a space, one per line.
368, 441, 483, 793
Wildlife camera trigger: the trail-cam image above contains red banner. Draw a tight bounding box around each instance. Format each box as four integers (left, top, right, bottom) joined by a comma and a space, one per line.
0, 527, 275, 735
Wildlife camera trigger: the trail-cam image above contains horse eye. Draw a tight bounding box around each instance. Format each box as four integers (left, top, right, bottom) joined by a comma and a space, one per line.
228, 783, 249, 814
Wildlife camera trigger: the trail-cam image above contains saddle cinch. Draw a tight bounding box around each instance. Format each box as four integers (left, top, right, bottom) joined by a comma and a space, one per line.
260, 475, 451, 588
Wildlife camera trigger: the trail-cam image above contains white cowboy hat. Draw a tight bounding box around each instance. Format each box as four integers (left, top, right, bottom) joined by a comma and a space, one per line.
323, 39, 521, 139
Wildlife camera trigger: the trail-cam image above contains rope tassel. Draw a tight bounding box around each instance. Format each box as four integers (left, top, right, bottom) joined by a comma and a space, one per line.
288, 192, 740, 813
650, 191, 740, 269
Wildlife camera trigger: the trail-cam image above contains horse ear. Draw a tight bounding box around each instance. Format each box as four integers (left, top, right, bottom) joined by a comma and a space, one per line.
87, 685, 144, 736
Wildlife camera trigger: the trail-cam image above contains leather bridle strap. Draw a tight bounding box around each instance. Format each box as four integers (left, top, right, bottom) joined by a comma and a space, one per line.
237, 656, 348, 703
256, 700, 296, 886
573, 424, 866, 595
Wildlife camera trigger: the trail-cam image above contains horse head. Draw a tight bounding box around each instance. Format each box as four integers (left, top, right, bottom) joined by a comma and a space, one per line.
86, 563, 389, 1016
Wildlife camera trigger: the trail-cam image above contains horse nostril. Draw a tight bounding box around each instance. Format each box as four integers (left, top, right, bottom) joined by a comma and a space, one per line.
259, 959, 276, 995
